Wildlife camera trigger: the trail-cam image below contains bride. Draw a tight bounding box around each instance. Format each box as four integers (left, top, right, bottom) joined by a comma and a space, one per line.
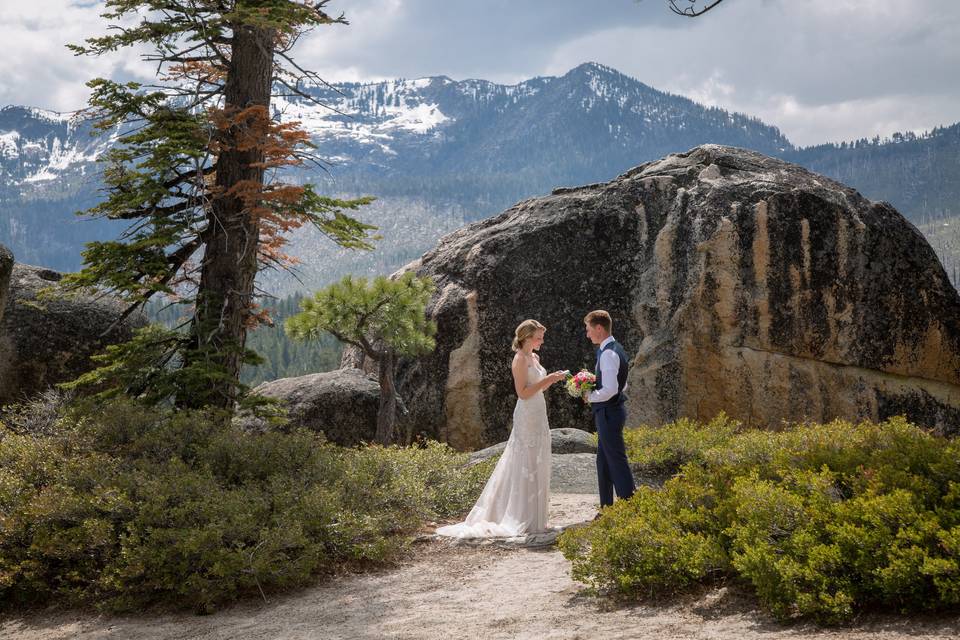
437, 319, 567, 538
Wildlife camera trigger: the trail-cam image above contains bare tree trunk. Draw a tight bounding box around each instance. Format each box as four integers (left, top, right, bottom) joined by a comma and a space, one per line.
181, 23, 274, 409
375, 351, 397, 445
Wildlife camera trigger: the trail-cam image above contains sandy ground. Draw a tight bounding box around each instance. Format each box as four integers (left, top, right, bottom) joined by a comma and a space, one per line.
3, 493, 960, 640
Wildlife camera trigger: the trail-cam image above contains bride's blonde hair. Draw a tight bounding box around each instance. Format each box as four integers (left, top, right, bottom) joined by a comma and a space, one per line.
512, 319, 546, 351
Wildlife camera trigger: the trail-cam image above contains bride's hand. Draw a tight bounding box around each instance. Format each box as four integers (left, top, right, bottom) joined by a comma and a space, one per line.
547, 371, 567, 385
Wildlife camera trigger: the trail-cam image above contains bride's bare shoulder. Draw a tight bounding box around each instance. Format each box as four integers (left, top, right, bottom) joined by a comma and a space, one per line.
512, 352, 532, 369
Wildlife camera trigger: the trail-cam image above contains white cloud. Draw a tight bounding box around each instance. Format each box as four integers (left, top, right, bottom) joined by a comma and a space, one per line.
540, 0, 960, 145
749, 93, 960, 147
0, 1, 154, 112
2, 0, 958, 145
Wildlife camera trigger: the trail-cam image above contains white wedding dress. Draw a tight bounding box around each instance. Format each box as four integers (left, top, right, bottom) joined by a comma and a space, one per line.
437, 360, 551, 538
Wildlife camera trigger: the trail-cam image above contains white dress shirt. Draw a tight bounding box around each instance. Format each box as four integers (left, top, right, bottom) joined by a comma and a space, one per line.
588, 336, 627, 403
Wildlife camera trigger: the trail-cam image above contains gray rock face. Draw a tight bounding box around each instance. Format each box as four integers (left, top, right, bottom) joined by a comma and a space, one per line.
0, 244, 12, 325
393, 145, 960, 447
0, 263, 147, 405
550, 427, 597, 454
244, 368, 383, 446
550, 453, 599, 495
469, 428, 596, 463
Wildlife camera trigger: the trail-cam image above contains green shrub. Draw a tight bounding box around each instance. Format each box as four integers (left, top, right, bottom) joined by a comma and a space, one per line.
560, 465, 729, 597
0, 398, 491, 612
624, 412, 742, 475
559, 416, 960, 623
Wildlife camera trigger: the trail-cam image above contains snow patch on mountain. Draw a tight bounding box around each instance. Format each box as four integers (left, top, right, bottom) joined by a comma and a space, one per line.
0, 131, 19, 160
272, 80, 451, 153
25, 107, 72, 125
23, 137, 102, 183
378, 102, 448, 134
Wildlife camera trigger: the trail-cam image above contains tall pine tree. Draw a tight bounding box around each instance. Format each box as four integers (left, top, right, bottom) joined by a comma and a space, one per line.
64, 1, 376, 409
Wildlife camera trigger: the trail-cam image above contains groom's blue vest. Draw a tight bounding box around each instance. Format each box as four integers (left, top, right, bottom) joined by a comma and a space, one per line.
593, 340, 628, 408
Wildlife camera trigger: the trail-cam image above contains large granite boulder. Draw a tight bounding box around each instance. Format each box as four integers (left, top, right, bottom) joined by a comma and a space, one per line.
390, 145, 960, 449
243, 368, 387, 446
0, 263, 147, 405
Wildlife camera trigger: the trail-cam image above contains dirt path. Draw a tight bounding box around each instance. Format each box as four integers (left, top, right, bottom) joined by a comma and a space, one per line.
3, 493, 959, 640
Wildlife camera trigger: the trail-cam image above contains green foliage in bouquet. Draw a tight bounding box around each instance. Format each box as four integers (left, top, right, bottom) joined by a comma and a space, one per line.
0, 395, 492, 613
559, 416, 960, 624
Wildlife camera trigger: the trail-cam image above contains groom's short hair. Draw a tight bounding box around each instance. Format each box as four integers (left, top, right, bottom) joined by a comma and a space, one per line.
584, 310, 612, 332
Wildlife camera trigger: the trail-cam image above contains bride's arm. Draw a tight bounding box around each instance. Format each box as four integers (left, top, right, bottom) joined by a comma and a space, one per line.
512, 354, 563, 399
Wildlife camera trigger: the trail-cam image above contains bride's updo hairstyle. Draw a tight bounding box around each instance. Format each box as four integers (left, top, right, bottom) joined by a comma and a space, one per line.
512, 319, 546, 351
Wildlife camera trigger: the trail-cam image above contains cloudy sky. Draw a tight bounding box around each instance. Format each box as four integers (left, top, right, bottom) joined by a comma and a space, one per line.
2, 0, 958, 146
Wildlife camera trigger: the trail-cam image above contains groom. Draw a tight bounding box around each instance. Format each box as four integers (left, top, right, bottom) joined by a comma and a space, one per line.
583, 310, 636, 509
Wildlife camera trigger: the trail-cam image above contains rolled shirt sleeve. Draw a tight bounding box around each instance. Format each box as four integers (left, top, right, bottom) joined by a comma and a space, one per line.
588, 348, 621, 403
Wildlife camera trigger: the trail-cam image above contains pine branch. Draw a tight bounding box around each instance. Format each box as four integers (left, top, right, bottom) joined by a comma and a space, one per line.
667, 0, 726, 18
275, 49, 347, 97
272, 77, 349, 116
163, 165, 216, 190
109, 199, 197, 221
99, 236, 204, 339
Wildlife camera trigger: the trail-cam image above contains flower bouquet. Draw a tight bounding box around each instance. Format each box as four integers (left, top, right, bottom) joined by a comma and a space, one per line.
565, 369, 596, 398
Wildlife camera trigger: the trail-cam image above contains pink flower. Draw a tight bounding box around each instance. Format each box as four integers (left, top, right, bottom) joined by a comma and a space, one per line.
565, 369, 596, 398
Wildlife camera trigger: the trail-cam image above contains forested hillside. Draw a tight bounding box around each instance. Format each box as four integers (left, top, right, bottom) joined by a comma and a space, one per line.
788, 123, 960, 223
146, 295, 343, 387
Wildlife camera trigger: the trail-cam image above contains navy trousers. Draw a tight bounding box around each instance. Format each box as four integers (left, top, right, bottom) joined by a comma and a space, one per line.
593, 403, 636, 507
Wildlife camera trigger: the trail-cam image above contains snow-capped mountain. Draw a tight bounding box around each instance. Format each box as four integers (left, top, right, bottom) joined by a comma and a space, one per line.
0, 106, 114, 191
0, 106, 122, 269
281, 62, 791, 189
1, 62, 957, 291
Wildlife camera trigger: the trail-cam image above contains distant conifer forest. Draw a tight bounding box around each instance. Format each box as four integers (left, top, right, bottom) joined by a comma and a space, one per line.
147, 294, 343, 387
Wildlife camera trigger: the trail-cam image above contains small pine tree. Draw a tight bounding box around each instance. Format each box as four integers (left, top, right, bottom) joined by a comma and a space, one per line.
285, 272, 436, 444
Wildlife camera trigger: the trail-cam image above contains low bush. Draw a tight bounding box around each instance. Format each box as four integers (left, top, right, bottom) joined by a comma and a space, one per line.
559, 416, 960, 624
623, 412, 743, 475
0, 396, 492, 613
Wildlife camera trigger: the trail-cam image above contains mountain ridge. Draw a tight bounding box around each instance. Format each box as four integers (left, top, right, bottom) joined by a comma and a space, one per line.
1, 62, 957, 289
